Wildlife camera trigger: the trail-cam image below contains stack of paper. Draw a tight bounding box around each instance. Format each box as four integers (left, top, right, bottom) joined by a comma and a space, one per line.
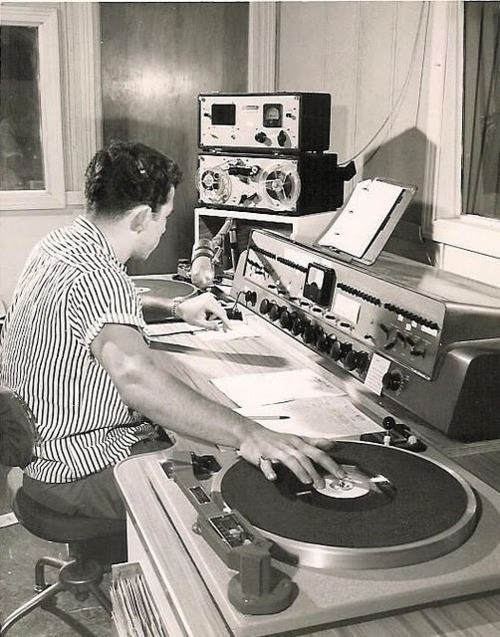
212, 368, 344, 408
235, 396, 381, 439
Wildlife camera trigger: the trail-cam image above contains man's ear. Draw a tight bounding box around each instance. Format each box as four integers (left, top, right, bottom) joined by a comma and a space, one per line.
128, 204, 153, 233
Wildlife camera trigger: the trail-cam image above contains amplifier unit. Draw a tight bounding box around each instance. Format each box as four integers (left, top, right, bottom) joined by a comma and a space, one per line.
198, 92, 331, 153
232, 229, 500, 441
197, 152, 355, 216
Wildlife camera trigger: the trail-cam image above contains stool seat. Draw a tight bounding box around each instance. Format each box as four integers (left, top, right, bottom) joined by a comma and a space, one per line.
0, 386, 127, 635
13, 488, 125, 544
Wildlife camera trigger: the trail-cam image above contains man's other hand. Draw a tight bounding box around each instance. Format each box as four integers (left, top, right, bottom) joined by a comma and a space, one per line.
177, 292, 231, 331
238, 427, 346, 488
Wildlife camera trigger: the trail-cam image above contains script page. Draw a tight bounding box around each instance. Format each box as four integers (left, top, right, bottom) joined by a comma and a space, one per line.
317, 179, 404, 258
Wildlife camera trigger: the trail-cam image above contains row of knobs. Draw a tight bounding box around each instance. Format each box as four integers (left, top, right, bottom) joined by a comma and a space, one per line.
259, 298, 369, 373
255, 127, 291, 147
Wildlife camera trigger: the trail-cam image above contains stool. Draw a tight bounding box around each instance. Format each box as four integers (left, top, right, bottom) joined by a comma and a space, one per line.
0, 488, 126, 635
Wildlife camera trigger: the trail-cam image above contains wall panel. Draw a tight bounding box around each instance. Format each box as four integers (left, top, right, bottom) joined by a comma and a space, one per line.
277, 1, 432, 262
100, 2, 248, 275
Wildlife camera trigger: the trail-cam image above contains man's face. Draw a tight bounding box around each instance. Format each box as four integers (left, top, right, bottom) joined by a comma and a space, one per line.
134, 187, 175, 260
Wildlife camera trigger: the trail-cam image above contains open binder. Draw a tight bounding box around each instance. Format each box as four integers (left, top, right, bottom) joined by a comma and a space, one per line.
315, 177, 417, 265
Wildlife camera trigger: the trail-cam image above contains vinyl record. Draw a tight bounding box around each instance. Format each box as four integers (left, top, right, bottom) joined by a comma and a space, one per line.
214, 441, 478, 569
132, 277, 197, 323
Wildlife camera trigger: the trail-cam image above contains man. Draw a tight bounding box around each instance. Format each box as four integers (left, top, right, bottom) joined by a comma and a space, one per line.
0, 141, 344, 520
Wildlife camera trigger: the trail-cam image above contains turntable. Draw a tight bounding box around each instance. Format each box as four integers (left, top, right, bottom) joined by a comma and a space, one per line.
213, 441, 477, 571
131, 275, 197, 322
135, 438, 500, 636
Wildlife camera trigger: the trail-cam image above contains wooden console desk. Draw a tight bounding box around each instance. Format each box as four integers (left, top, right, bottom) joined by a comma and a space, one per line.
114, 311, 500, 637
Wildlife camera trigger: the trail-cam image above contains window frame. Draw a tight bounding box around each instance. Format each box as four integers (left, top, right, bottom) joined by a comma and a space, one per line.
422, 1, 500, 259
0, 5, 66, 210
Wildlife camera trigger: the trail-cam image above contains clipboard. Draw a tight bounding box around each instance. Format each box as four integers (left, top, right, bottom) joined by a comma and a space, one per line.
315, 177, 417, 265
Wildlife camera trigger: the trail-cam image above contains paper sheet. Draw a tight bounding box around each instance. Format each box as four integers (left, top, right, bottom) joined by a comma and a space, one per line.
236, 395, 381, 438
195, 321, 259, 342
364, 353, 391, 395
317, 179, 404, 258
145, 319, 256, 341
145, 323, 205, 337
212, 368, 345, 408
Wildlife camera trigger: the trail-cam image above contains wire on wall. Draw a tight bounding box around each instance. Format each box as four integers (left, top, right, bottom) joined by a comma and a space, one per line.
339, 2, 430, 167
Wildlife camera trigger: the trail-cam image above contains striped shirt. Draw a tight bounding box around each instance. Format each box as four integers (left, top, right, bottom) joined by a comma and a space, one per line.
0, 216, 153, 483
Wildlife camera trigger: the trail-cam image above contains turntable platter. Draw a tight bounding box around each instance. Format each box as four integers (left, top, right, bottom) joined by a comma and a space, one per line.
215, 441, 478, 570
132, 277, 197, 322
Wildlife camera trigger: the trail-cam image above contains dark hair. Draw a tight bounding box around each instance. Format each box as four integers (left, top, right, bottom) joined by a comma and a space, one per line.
84, 141, 182, 218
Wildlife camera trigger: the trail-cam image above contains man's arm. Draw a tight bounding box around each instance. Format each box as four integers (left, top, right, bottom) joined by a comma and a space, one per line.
142, 292, 231, 330
91, 323, 345, 487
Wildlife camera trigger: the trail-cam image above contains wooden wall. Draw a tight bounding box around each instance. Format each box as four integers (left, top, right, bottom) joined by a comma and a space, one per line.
277, 1, 435, 263
100, 2, 249, 275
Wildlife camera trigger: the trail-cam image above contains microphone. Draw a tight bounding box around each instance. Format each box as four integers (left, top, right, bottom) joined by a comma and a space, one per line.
191, 238, 215, 289
229, 220, 239, 271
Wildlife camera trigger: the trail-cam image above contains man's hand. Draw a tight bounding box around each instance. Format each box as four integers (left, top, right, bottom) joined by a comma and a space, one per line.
176, 293, 231, 331
238, 427, 346, 489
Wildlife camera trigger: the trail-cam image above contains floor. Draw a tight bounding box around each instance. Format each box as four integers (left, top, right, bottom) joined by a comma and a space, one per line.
0, 465, 113, 637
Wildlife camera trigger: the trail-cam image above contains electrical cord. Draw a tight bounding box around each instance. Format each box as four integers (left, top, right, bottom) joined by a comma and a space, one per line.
339, 1, 430, 168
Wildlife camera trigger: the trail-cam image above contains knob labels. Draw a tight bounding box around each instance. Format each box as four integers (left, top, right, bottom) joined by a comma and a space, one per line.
363, 354, 392, 396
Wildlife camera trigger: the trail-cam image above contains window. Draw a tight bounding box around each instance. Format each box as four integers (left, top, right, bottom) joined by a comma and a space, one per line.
0, 25, 44, 190
462, 1, 500, 221
0, 6, 65, 210
423, 1, 500, 260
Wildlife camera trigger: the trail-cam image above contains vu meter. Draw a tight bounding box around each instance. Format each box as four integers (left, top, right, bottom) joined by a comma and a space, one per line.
303, 263, 336, 307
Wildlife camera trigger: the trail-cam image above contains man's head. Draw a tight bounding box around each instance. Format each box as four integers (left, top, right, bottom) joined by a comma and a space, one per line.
85, 140, 182, 218
84, 141, 183, 260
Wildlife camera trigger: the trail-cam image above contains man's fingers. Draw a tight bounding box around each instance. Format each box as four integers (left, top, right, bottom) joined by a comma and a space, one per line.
294, 441, 346, 479
259, 457, 277, 481
206, 299, 231, 330
277, 454, 314, 485
313, 451, 346, 479
307, 437, 337, 451
284, 450, 325, 488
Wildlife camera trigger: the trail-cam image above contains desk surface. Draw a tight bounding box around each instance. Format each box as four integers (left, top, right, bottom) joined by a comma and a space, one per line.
115, 312, 500, 637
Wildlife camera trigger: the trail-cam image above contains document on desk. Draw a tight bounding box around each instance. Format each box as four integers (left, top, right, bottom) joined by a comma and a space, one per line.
212, 368, 345, 408
145, 320, 257, 341
236, 395, 381, 438
145, 322, 205, 337
194, 320, 259, 341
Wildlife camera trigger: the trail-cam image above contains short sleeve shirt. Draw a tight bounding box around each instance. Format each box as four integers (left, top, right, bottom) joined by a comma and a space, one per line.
0, 216, 153, 482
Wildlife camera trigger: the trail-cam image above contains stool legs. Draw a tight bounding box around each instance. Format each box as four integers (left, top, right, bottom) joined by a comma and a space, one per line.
0, 581, 64, 636
0, 557, 112, 635
34, 556, 67, 592
88, 582, 112, 615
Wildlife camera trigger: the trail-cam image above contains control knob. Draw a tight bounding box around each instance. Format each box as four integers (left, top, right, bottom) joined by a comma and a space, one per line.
279, 309, 293, 330
259, 299, 271, 315
268, 303, 282, 321
277, 130, 288, 147
244, 290, 257, 306
302, 321, 315, 344
291, 317, 304, 336
382, 371, 405, 392
317, 334, 335, 354
355, 351, 370, 373
343, 349, 360, 371
255, 131, 268, 144
330, 340, 350, 361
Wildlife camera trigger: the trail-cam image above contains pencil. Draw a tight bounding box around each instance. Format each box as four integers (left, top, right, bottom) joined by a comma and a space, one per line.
246, 415, 290, 420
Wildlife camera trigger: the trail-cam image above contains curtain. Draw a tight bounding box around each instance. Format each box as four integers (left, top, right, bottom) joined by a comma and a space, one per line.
463, 2, 500, 219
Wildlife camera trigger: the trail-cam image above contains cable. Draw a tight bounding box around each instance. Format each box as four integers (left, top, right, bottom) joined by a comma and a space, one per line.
339, 2, 430, 167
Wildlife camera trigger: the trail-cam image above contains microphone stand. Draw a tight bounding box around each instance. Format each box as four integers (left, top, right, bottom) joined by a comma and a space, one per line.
211, 217, 239, 277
